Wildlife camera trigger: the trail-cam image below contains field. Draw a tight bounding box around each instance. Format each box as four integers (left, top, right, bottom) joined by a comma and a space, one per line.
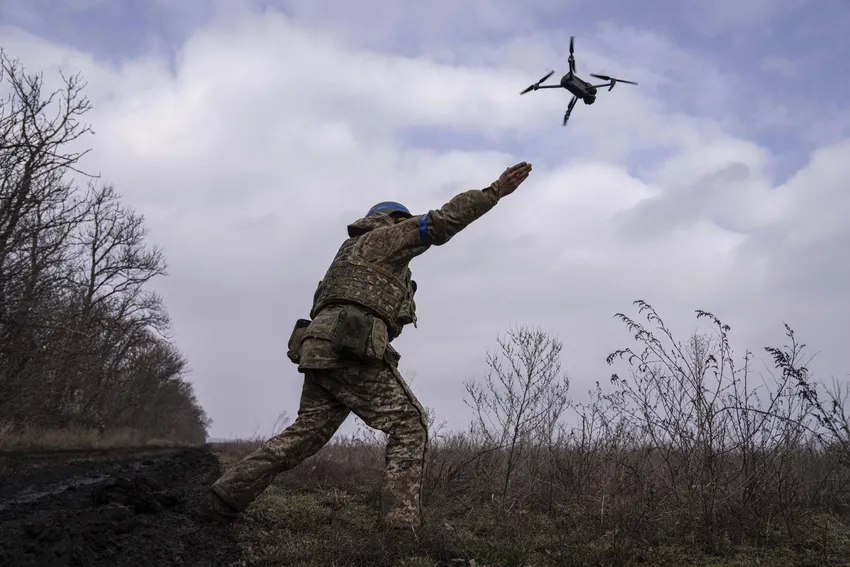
4, 310, 850, 566
213, 437, 850, 567
3, 432, 850, 567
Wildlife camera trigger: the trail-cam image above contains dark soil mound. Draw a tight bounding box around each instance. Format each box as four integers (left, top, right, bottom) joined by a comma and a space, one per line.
0, 448, 241, 567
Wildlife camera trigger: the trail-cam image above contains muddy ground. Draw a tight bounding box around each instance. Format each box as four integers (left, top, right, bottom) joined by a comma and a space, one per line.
0, 447, 242, 567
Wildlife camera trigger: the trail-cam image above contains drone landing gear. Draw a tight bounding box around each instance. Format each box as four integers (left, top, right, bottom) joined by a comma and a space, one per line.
563, 95, 578, 126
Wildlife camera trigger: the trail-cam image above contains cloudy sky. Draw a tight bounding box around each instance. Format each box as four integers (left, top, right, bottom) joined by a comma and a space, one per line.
1, 0, 848, 440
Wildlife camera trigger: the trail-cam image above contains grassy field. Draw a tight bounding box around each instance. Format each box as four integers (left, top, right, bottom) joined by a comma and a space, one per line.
7, 305, 850, 566
212, 437, 850, 567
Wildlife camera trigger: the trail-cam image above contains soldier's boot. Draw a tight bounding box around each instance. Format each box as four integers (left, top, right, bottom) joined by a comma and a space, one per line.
196, 490, 240, 523
383, 524, 421, 552
207, 376, 350, 517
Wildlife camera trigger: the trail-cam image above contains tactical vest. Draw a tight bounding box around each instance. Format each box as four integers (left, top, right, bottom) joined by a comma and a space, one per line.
310, 236, 416, 339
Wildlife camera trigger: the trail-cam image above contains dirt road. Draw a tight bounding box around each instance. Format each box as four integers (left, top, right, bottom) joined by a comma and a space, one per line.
0, 447, 242, 567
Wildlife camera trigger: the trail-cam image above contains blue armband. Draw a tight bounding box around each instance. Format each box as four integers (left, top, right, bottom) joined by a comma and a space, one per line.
417, 214, 431, 245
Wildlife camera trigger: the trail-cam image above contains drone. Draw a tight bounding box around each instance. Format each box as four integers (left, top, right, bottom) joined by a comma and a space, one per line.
520, 36, 638, 126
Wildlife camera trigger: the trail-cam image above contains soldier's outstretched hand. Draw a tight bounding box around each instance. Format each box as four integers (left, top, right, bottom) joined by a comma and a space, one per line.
495, 162, 532, 198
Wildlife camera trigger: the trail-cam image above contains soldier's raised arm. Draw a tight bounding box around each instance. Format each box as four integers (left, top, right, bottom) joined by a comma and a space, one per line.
360, 162, 533, 266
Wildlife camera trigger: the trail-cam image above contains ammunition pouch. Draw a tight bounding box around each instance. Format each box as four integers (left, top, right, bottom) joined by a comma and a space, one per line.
329, 306, 388, 362
397, 279, 418, 329
397, 296, 417, 328
287, 318, 312, 364
384, 343, 401, 367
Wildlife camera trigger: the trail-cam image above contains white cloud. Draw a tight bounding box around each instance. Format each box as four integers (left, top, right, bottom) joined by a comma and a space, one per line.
681, 0, 808, 31
1, 5, 848, 438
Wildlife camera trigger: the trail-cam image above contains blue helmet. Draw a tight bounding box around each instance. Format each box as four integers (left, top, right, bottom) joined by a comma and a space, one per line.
367, 201, 412, 220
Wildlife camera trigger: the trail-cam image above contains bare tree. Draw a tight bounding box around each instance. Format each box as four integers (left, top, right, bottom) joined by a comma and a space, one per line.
0, 50, 211, 447
73, 184, 167, 325
463, 325, 570, 506
0, 50, 95, 422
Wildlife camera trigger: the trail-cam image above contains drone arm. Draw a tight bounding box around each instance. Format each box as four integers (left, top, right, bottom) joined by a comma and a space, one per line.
534, 85, 564, 89
563, 95, 578, 126
590, 83, 614, 89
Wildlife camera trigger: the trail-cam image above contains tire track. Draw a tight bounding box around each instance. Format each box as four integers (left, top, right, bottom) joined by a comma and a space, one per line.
0, 448, 242, 566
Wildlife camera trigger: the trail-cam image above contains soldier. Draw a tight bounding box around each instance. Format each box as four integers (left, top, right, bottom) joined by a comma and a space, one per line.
202, 162, 533, 530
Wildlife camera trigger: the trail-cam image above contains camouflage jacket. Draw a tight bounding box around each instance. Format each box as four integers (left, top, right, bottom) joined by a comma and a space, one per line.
297, 185, 500, 370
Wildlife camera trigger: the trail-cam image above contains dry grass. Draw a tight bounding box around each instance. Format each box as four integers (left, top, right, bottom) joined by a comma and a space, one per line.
210, 306, 850, 565
0, 421, 199, 452
212, 436, 850, 567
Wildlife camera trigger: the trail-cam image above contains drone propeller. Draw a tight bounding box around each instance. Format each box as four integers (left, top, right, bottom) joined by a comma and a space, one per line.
520, 70, 555, 95
567, 36, 577, 74
590, 73, 638, 90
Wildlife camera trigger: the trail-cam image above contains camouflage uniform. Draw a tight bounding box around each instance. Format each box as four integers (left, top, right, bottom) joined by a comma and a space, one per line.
210, 185, 501, 529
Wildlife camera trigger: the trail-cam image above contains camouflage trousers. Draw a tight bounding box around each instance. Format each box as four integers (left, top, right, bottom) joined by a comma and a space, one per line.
211, 362, 429, 529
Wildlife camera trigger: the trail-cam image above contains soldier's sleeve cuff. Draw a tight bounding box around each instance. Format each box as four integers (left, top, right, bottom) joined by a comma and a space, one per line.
483, 181, 501, 202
